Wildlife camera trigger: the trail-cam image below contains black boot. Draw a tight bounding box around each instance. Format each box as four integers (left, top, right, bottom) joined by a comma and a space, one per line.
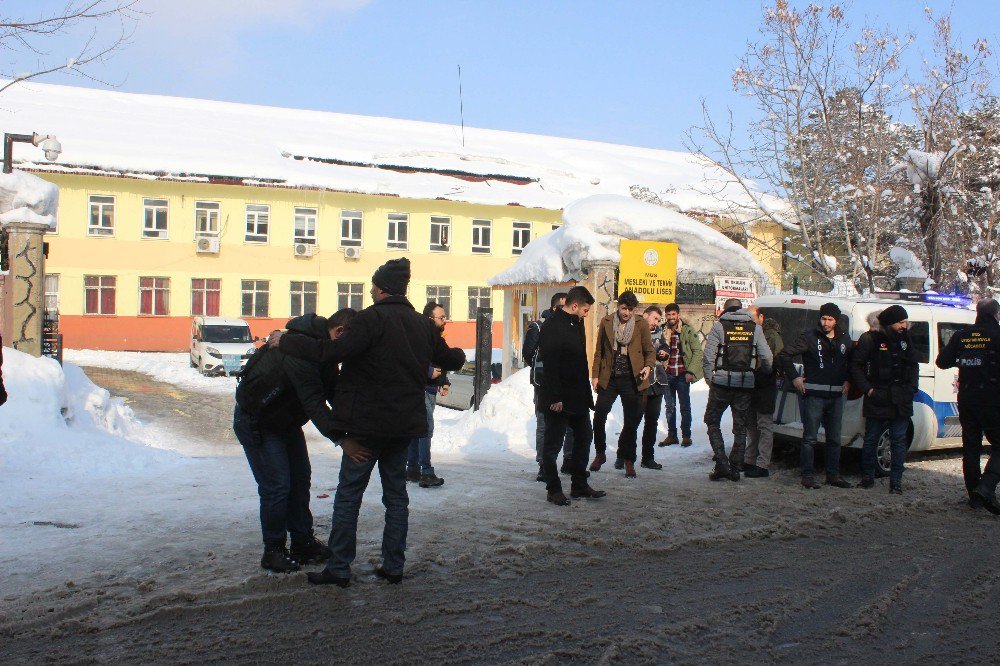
744, 465, 769, 478
971, 484, 1000, 514
640, 459, 663, 470
709, 463, 732, 482
614, 457, 625, 470
260, 545, 301, 573
536, 464, 545, 482
290, 535, 331, 565
405, 468, 421, 483
419, 470, 445, 488
375, 566, 403, 584
307, 569, 351, 587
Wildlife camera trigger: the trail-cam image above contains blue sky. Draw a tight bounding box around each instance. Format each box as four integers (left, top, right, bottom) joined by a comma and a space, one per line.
3, 1, 999, 151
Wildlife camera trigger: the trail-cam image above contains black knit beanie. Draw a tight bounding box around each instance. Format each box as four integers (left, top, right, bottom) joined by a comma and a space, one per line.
878, 304, 908, 327
819, 302, 841, 319
372, 257, 411, 295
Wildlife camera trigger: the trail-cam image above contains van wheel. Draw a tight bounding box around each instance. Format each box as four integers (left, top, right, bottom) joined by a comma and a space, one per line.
874, 427, 912, 477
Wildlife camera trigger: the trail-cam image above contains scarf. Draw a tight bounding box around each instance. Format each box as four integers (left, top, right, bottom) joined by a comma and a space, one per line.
613, 310, 636, 350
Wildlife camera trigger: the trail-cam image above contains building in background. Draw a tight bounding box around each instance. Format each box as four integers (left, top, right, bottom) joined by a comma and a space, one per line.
0, 80, 786, 351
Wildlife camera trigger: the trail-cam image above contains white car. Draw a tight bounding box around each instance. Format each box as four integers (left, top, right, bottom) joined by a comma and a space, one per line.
190, 316, 257, 376
755, 292, 975, 476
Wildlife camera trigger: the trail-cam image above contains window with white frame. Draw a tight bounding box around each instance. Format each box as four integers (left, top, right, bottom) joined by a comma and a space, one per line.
290, 281, 318, 317
468, 286, 491, 319
191, 278, 221, 316
426, 285, 451, 318
338, 282, 364, 310
44, 274, 59, 313
88, 195, 115, 236
142, 198, 169, 239
241, 280, 270, 318
139, 277, 170, 316
430, 216, 450, 252
84, 275, 116, 314
340, 210, 362, 247
387, 212, 408, 250
195, 201, 220, 236
294, 207, 317, 244
472, 219, 491, 254
245, 204, 269, 243
512, 221, 531, 255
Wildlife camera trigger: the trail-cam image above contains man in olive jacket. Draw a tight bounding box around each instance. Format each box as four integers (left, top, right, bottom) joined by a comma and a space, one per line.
589, 290, 655, 477
275, 257, 466, 587
657, 302, 704, 448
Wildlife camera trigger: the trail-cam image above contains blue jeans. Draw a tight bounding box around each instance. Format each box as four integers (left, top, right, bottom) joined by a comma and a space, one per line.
232, 405, 313, 547
326, 441, 409, 578
663, 374, 692, 437
862, 417, 909, 484
407, 392, 436, 473
800, 395, 844, 477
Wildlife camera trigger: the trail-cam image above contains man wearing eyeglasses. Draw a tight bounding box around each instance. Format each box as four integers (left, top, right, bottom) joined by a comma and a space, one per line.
406, 301, 452, 488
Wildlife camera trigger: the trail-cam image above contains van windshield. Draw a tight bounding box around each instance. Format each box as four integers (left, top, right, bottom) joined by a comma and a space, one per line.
202, 325, 252, 344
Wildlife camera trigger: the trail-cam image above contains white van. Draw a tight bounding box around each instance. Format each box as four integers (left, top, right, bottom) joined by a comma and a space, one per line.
754, 292, 975, 475
190, 316, 257, 376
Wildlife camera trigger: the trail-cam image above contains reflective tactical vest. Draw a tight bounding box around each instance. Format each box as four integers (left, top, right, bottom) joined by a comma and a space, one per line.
954, 324, 1000, 392
717, 319, 755, 372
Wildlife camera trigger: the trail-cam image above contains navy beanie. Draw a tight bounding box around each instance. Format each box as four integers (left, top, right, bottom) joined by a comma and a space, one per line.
372, 257, 411, 295
878, 304, 908, 327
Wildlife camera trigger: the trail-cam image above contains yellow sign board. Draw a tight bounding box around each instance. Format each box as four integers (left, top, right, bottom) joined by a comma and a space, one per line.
618, 240, 679, 303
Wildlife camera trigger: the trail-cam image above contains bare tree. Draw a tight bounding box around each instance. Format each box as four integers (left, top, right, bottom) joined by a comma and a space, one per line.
0, 1, 141, 94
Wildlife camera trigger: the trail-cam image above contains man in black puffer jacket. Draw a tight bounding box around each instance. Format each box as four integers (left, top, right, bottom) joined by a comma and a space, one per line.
233, 309, 355, 574
275, 257, 466, 587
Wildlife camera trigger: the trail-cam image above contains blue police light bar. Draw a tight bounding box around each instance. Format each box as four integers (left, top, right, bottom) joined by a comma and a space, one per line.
873, 291, 972, 307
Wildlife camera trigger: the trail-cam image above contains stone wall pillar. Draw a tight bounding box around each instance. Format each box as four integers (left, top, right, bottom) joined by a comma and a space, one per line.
3, 220, 48, 356
581, 260, 618, 366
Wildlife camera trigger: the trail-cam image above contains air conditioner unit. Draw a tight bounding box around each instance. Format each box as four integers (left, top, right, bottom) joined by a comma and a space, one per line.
343, 246, 362, 260
294, 243, 315, 257
196, 236, 220, 254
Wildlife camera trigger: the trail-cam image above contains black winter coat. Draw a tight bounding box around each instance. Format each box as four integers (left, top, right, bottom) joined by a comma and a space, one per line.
777, 325, 852, 397
278, 295, 466, 445
537, 307, 593, 416
935, 316, 1000, 405
752, 318, 784, 414
849, 327, 919, 419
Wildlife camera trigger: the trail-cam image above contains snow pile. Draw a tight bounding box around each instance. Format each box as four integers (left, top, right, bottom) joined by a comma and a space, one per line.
889, 246, 929, 279
0, 79, 785, 215
64, 349, 237, 395
0, 348, 181, 483
490, 194, 771, 288
0, 169, 59, 228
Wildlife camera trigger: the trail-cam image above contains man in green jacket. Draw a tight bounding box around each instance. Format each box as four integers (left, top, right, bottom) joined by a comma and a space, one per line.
657, 303, 704, 448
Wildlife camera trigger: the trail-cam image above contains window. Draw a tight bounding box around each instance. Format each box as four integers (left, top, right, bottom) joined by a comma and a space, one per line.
338, 282, 364, 310
191, 278, 221, 316
430, 216, 451, 252
245, 204, 269, 243
88, 195, 115, 236
387, 212, 408, 250
472, 219, 491, 254
294, 207, 317, 244
44, 274, 59, 313
84, 275, 116, 314
512, 221, 531, 255
196, 201, 220, 236
908, 321, 930, 364
142, 198, 169, 239
468, 286, 491, 319
938, 322, 968, 351
290, 281, 318, 317
241, 280, 269, 318
139, 277, 169, 316
340, 210, 362, 247
426, 285, 451, 318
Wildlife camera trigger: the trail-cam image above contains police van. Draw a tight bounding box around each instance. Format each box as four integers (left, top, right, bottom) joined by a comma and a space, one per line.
754, 292, 975, 475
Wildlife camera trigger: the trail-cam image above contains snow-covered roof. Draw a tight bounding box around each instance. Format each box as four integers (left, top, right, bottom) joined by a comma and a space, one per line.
489, 195, 771, 288
0, 80, 786, 215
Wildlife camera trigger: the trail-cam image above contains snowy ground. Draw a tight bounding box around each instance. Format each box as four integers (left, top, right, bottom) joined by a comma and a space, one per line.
1, 349, 997, 663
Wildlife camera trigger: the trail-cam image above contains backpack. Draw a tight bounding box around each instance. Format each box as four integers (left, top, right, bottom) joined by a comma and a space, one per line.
531, 344, 545, 388
235, 344, 289, 417
717, 319, 755, 373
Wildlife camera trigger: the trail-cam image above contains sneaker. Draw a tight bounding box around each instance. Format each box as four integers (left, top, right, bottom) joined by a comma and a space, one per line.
801, 476, 821, 490
680, 437, 693, 448
744, 465, 770, 478
709, 463, 732, 482
306, 569, 350, 587
889, 482, 903, 495
419, 471, 445, 488
971, 484, 1000, 514
857, 477, 875, 489
569, 485, 607, 499
589, 452, 607, 472
261, 545, 301, 573
375, 566, 403, 584
290, 535, 331, 565
614, 457, 625, 470
825, 475, 853, 489
405, 469, 421, 483
658, 434, 678, 447
640, 459, 663, 470
547, 491, 570, 506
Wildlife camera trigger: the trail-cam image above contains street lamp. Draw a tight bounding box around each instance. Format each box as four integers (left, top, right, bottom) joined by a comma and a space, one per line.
3, 132, 62, 173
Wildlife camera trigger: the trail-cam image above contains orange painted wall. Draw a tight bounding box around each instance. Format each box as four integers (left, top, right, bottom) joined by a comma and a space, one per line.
60, 315, 503, 352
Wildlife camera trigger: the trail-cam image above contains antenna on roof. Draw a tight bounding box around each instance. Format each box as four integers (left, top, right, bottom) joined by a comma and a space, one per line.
458, 64, 466, 148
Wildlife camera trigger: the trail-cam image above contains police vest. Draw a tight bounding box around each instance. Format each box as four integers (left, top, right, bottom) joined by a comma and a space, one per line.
954, 325, 1000, 391
717, 319, 755, 372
